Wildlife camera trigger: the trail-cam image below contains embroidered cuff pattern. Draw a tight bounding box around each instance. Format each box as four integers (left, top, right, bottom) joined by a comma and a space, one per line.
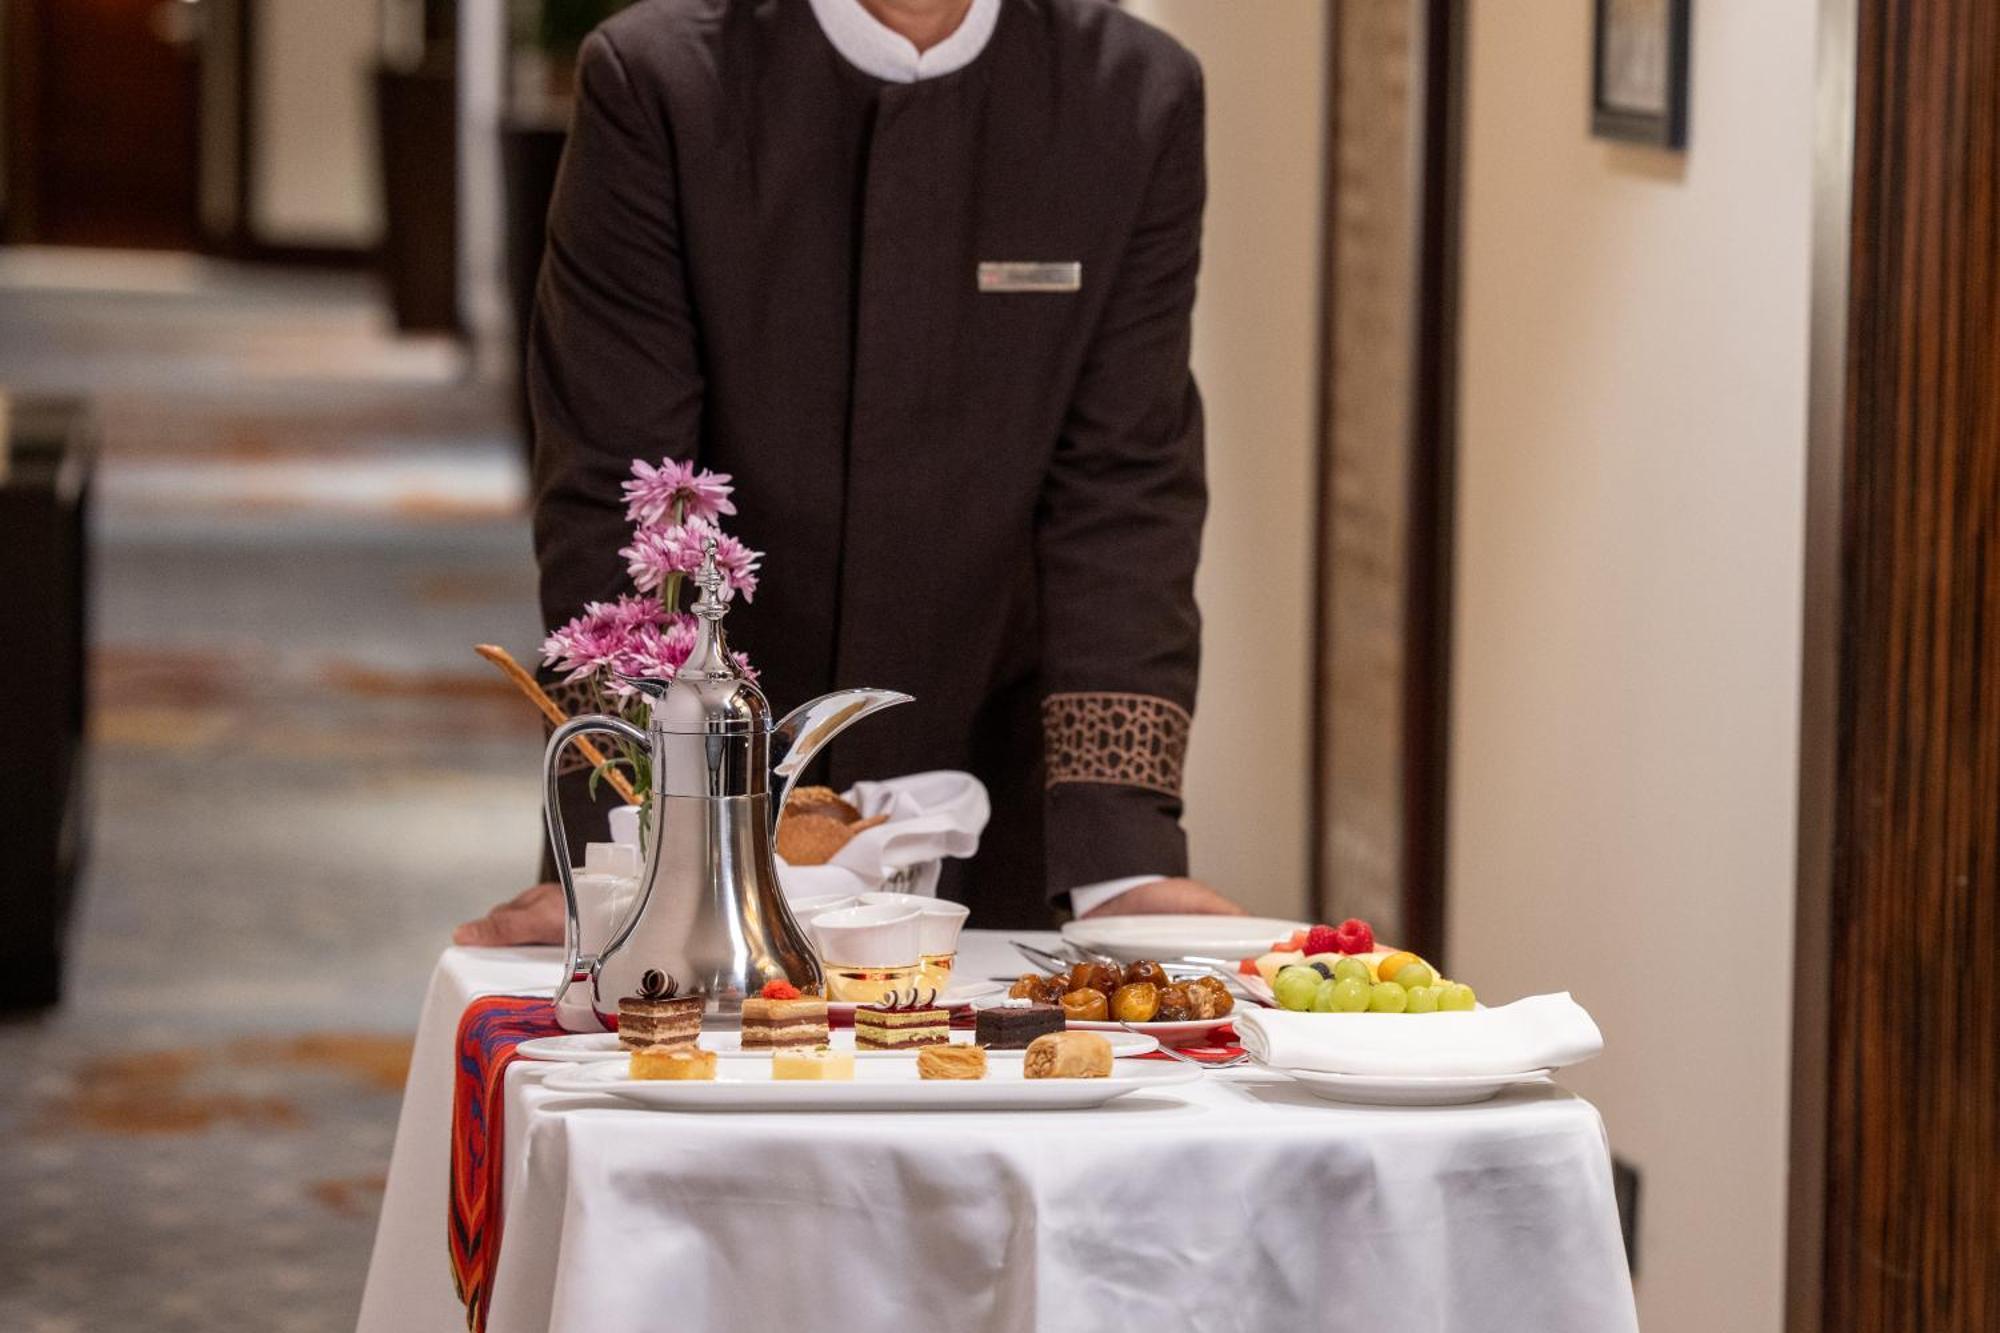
1041, 692, 1191, 797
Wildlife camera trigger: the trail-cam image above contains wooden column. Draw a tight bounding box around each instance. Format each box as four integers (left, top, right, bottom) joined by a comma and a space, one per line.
1792, 0, 2000, 1327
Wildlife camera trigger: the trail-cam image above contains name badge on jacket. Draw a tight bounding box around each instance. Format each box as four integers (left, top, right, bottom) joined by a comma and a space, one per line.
977, 261, 1082, 293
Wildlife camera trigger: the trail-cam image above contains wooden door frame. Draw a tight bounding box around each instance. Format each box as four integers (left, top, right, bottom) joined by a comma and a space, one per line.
1785, 0, 1855, 1324
3, 0, 47, 240
1309, 0, 1464, 960
1790, 0, 2000, 1325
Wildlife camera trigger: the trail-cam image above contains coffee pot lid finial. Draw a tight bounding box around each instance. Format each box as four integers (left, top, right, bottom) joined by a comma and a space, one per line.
691, 538, 728, 624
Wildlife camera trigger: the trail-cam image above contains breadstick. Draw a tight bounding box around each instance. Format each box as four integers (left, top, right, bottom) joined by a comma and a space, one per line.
474, 644, 641, 806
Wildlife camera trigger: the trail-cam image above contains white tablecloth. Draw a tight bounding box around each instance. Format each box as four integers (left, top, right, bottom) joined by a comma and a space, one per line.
359, 935, 1638, 1333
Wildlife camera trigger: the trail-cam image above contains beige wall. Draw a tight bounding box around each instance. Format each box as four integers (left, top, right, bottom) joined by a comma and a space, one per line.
1122, 0, 1325, 920
251, 0, 384, 246
1450, 2, 1815, 1329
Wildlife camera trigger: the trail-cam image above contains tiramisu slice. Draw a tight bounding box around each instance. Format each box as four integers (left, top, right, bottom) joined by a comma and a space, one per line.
739, 980, 829, 1049
617, 970, 704, 1050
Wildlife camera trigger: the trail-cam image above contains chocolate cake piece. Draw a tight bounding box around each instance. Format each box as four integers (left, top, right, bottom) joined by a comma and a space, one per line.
973, 999, 1066, 1050
617, 970, 704, 1050
739, 995, 830, 1048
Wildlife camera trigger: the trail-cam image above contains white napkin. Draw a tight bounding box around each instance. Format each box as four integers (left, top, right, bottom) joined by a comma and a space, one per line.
1234, 992, 1604, 1078
777, 770, 990, 899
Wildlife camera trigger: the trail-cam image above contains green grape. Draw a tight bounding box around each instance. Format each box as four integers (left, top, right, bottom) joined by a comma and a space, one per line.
1368, 981, 1408, 1014
1439, 983, 1477, 1012
1404, 985, 1439, 1014
1331, 977, 1371, 1012
1311, 978, 1345, 1012
1392, 961, 1437, 991
1275, 968, 1321, 1011
1331, 957, 1372, 985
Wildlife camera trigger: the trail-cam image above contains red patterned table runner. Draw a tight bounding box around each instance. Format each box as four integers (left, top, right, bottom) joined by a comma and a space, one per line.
449, 995, 564, 1333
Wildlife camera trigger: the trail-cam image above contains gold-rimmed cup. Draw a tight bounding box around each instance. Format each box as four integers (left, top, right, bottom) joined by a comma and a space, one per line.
860, 892, 969, 995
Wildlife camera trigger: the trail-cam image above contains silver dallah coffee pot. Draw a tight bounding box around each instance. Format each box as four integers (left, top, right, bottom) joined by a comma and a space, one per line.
542, 542, 910, 1026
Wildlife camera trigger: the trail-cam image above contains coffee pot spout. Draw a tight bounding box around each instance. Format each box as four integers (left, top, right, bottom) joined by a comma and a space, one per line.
769, 689, 912, 819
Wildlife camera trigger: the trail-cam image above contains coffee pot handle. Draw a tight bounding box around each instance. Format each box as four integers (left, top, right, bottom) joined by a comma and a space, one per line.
543, 714, 651, 1009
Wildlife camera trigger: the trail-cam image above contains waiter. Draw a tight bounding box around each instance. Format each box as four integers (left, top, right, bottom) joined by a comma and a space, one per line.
457, 0, 1244, 941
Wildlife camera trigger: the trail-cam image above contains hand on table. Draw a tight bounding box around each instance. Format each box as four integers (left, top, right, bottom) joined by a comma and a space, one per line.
1078, 877, 1247, 918
454, 883, 566, 947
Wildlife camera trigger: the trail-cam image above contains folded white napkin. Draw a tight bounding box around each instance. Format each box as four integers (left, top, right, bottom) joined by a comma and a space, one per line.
777, 770, 990, 899
1233, 992, 1603, 1078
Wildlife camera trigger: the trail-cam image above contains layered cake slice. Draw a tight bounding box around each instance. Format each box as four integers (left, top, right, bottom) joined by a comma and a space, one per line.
853, 988, 950, 1051
973, 998, 1066, 1050
618, 970, 704, 1050
740, 980, 829, 1049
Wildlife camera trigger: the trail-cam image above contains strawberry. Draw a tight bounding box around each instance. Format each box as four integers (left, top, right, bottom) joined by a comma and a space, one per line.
1303, 924, 1342, 956
1334, 919, 1375, 954
759, 980, 801, 1000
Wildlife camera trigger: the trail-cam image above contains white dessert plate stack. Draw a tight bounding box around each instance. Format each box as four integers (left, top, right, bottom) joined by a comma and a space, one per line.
1058, 914, 1306, 965
541, 1056, 1199, 1112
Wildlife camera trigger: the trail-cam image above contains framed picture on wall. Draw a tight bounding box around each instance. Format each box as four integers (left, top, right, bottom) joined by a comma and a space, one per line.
1591, 0, 1691, 149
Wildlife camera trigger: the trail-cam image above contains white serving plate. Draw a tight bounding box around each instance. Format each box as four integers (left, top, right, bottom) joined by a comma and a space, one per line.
540, 1053, 1200, 1111
1062, 1016, 1236, 1048
519, 1028, 1158, 1062
1283, 1067, 1552, 1107
1059, 914, 1306, 965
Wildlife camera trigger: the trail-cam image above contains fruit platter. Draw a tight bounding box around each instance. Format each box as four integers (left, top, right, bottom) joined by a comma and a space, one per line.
1243, 919, 1477, 1016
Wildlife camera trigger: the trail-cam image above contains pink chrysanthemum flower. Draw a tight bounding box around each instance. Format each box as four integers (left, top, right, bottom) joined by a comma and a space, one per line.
621, 518, 762, 602
541, 595, 679, 683
623, 458, 738, 526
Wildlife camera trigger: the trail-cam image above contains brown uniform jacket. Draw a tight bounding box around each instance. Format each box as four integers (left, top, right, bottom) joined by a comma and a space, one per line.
531, 0, 1206, 928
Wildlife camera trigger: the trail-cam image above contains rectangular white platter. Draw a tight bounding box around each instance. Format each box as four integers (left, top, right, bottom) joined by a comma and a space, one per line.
517, 1027, 1158, 1062
539, 1055, 1200, 1112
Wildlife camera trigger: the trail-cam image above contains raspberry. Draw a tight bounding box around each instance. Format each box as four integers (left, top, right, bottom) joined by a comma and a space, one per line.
1335, 919, 1375, 954
759, 980, 801, 1000
1303, 924, 1342, 956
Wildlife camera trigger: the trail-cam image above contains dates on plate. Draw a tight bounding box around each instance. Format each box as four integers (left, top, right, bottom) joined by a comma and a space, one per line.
1122, 960, 1171, 988
1060, 987, 1111, 1021
1110, 981, 1161, 1022
1189, 975, 1235, 1018
1154, 981, 1200, 1023
1066, 961, 1124, 996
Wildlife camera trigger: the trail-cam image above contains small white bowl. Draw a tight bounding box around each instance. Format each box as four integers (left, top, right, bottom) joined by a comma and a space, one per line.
785, 893, 860, 925
809, 903, 922, 967
859, 891, 969, 958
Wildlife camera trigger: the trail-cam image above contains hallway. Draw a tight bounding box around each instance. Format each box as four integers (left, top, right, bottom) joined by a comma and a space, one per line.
0, 253, 547, 1331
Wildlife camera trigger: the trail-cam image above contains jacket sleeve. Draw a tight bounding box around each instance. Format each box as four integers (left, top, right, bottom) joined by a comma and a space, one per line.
1035, 63, 1208, 898
529, 29, 701, 868
529, 29, 703, 633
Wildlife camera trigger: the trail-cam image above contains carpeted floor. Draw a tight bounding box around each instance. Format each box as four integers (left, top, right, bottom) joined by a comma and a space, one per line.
0, 252, 549, 1332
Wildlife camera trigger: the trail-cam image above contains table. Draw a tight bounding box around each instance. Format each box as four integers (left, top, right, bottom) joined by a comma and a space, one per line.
359, 933, 1638, 1333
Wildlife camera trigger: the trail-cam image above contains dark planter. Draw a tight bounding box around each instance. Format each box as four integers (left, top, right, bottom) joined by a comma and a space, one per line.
373, 57, 461, 334
0, 398, 95, 1011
